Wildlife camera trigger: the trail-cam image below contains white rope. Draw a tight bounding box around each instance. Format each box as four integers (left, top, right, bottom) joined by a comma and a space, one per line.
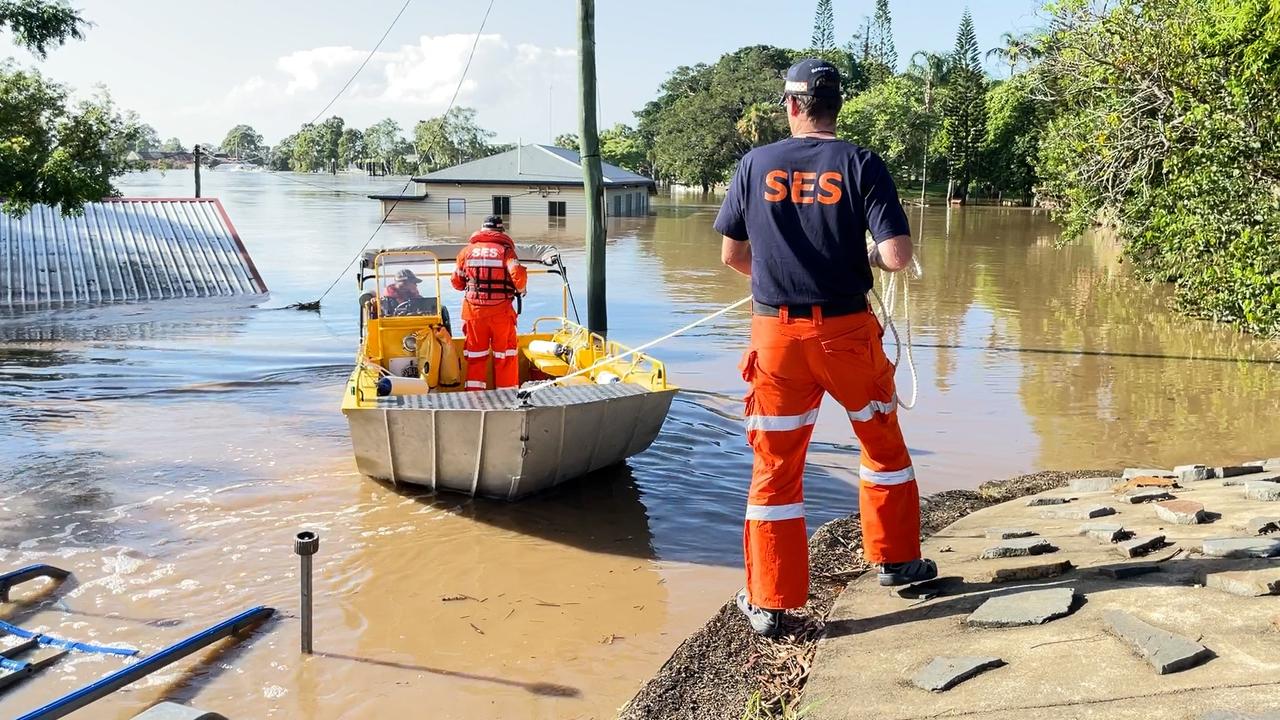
517, 296, 754, 398
869, 257, 922, 411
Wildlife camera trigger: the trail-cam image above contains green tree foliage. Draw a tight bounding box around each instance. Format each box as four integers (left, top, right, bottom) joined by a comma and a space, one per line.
735, 102, 787, 149
1036, 0, 1280, 336
0, 66, 146, 215
553, 132, 579, 150
127, 115, 160, 153
943, 10, 987, 202
978, 73, 1049, 203
811, 0, 835, 51
160, 137, 185, 153
363, 118, 405, 171
290, 123, 322, 173
599, 123, 647, 173
315, 115, 344, 173
867, 0, 896, 81
0, 0, 85, 59
338, 127, 363, 168
414, 106, 496, 172
985, 31, 1041, 78
268, 132, 296, 171
0, 1, 147, 216
637, 46, 794, 191
836, 74, 937, 187
220, 124, 264, 160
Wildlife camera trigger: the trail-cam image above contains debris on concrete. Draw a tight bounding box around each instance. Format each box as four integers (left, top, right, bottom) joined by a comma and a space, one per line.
984, 528, 1037, 539
1115, 535, 1166, 558
1153, 500, 1207, 525
1113, 477, 1179, 494
966, 588, 1077, 628
980, 538, 1056, 559
1247, 517, 1279, 535
1244, 482, 1280, 502
910, 656, 1006, 692
1200, 537, 1280, 559
1123, 468, 1175, 480
1122, 488, 1175, 504
1078, 522, 1127, 542
1097, 563, 1160, 580
1102, 609, 1214, 674
1026, 497, 1071, 506
1040, 505, 1116, 520
987, 560, 1074, 583
1203, 568, 1280, 597
1174, 464, 1212, 482
1068, 476, 1117, 493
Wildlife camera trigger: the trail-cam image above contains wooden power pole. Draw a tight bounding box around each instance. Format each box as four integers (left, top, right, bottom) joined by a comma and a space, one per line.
578, 0, 607, 337
193, 144, 202, 198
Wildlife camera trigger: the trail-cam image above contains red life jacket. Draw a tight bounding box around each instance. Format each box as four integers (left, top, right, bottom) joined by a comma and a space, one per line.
457, 230, 519, 307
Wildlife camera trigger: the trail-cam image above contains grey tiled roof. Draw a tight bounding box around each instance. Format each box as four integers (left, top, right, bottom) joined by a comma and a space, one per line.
413, 144, 653, 186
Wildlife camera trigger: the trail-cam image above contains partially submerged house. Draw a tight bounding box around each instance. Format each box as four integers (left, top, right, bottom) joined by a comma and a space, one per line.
370, 144, 655, 219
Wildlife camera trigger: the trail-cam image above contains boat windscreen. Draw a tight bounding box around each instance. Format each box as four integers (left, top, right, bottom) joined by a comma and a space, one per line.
362, 243, 560, 268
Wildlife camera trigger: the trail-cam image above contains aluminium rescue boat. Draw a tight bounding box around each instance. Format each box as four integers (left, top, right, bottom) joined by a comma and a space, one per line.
340, 243, 676, 501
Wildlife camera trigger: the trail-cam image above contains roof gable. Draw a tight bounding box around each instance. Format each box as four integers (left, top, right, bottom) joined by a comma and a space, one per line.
413, 144, 652, 186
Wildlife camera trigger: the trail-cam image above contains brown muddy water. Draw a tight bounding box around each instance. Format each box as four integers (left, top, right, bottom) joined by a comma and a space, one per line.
2, 172, 1277, 719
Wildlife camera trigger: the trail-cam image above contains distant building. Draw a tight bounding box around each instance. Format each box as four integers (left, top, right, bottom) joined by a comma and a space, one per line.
370, 144, 655, 219
126, 150, 195, 167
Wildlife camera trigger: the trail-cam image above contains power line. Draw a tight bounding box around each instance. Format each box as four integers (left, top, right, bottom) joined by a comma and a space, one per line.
305, 0, 414, 127
296, 0, 498, 310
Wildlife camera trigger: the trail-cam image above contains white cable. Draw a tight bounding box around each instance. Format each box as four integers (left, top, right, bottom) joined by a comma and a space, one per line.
518, 296, 754, 398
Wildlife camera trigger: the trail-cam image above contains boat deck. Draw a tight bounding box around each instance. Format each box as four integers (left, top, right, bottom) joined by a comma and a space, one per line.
374, 382, 651, 410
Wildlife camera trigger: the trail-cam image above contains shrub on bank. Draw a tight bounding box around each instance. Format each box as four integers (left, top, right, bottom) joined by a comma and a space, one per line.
1035, 0, 1280, 337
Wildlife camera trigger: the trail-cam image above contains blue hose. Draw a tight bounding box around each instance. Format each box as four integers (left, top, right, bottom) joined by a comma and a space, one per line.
0, 619, 138, 657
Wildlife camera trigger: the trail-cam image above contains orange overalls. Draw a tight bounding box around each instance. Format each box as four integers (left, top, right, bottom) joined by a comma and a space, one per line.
451, 230, 528, 390
741, 305, 920, 610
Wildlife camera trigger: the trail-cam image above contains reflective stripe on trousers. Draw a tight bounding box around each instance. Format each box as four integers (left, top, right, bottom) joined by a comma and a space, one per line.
462, 303, 519, 390
741, 311, 920, 610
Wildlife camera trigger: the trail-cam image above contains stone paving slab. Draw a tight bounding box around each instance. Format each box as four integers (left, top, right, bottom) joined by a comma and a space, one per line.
967, 588, 1076, 628
910, 656, 1006, 692
980, 537, 1056, 559
1103, 609, 1214, 674
1203, 568, 1280, 597
805, 476, 1280, 720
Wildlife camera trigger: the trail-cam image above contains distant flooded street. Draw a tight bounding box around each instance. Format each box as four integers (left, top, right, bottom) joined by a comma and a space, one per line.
2, 171, 1276, 719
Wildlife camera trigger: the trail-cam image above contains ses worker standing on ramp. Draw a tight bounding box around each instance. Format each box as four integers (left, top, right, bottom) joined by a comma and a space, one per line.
715, 58, 937, 637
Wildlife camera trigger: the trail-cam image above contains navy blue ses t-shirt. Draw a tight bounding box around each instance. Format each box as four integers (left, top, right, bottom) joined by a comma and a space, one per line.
713, 137, 910, 307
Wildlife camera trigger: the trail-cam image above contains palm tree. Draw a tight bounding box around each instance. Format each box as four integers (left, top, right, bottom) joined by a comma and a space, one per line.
986, 32, 1037, 77
909, 51, 950, 204
736, 102, 784, 148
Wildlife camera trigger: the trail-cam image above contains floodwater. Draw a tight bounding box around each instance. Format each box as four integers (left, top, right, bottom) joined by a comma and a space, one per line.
2, 171, 1276, 719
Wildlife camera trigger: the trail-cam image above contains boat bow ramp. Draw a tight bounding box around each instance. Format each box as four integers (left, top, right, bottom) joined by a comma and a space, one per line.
1, 198, 266, 308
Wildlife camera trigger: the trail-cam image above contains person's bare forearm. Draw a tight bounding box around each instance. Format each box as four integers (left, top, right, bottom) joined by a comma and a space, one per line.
869, 234, 913, 272
721, 236, 753, 277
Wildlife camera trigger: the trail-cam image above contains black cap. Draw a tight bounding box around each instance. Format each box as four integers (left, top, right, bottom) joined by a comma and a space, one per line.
482, 215, 504, 230
781, 58, 842, 103
395, 268, 421, 283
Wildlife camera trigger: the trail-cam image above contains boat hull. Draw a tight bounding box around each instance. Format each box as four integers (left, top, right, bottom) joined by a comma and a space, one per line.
344, 383, 676, 500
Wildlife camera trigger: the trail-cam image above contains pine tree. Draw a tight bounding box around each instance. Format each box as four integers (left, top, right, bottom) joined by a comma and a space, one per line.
869, 0, 896, 72
943, 9, 987, 203
811, 0, 835, 51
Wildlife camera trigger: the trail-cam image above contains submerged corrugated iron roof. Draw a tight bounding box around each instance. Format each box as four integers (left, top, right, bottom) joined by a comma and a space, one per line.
0, 198, 266, 308
412, 144, 655, 186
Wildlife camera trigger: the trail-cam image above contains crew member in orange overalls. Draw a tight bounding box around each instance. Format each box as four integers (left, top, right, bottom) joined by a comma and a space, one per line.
715, 59, 937, 637
451, 216, 527, 391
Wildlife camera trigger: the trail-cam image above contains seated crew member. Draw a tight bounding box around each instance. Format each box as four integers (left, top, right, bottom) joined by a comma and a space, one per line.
451, 216, 527, 391
382, 268, 432, 316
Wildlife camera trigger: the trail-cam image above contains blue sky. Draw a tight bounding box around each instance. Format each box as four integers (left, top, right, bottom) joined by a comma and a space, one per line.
18, 0, 1044, 147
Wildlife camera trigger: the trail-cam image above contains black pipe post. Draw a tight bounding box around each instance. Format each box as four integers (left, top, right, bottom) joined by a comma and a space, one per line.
294, 531, 319, 654
193, 144, 202, 198
578, 0, 607, 337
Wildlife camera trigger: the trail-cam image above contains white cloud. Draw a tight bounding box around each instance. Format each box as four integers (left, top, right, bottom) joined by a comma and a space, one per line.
202, 33, 579, 144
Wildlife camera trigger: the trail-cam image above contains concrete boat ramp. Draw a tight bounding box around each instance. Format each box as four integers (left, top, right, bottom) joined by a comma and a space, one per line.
805, 462, 1280, 720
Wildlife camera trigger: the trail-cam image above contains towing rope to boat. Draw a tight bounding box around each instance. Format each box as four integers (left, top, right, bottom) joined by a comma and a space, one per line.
517, 267, 921, 411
